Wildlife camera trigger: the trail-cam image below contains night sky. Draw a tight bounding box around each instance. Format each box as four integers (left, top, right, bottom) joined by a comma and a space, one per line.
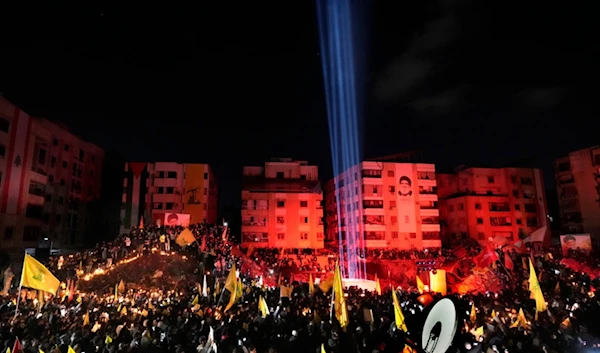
1, 1, 598, 208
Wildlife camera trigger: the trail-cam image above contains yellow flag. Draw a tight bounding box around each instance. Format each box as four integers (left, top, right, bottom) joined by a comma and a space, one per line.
470, 303, 477, 322
333, 260, 349, 330
392, 289, 407, 332
375, 274, 381, 295
321, 344, 326, 353
474, 326, 484, 338
7, 348, 11, 353
416, 275, 425, 294
114, 283, 118, 300
39, 349, 45, 353
214, 280, 220, 299
258, 295, 269, 318
175, 228, 196, 247
105, 336, 113, 344
83, 311, 90, 326
528, 259, 547, 312
20, 254, 60, 295
510, 308, 529, 329
224, 276, 237, 312
308, 273, 315, 295
118, 280, 125, 293
224, 263, 237, 293
318, 276, 334, 293
68, 346, 76, 353
491, 309, 496, 318
560, 317, 571, 328
191, 295, 199, 306
402, 345, 415, 353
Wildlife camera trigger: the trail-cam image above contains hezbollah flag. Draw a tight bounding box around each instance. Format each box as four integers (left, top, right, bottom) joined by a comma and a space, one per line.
333, 260, 349, 330
175, 228, 196, 247
20, 254, 60, 295
528, 258, 547, 312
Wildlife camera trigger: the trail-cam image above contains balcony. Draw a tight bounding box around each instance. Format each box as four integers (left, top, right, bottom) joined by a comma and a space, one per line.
363, 200, 383, 209
489, 203, 510, 212
242, 221, 267, 227
243, 177, 321, 194
419, 189, 437, 195
361, 170, 382, 178
557, 177, 575, 185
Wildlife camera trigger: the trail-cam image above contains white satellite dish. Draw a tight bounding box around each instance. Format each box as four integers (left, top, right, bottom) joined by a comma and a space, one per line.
421, 298, 457, 353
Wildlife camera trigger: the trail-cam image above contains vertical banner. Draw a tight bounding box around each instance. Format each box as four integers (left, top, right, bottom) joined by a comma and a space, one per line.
429, 269, 447, 295
395, 164, 417, 233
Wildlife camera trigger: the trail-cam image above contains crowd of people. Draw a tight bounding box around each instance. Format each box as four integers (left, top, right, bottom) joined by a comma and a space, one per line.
0, 223, 599, 353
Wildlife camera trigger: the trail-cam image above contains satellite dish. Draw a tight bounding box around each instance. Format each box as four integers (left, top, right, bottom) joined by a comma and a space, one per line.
421, 298, 457, 353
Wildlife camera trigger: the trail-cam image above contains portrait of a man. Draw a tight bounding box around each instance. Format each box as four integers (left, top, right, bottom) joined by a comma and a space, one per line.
166, 213, 179, 226
563, 235, 577, 250
398, 176, 413, 197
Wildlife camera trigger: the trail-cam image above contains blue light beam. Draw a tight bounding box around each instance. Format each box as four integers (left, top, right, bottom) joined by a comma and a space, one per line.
317, 0, 367, 279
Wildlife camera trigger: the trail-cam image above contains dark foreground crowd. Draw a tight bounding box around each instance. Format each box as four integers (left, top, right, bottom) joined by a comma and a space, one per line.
1, 225, 600, 353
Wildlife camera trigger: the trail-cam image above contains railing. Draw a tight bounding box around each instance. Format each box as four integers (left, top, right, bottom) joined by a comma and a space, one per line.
489, 205, 510, 212
419, 190, 436, 195
242, 222, 267, 227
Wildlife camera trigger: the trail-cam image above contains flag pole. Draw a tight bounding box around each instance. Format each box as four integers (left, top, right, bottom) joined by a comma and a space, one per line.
13, 251, 26, 321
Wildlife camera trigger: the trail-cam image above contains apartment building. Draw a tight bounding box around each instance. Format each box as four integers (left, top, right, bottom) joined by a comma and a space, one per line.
120, 162, 218, 232
554, 146, 600, 240
241, 158, 324, 249
0, 97, 104, 251
437, 167, 548, 244
325, 162, 441, 250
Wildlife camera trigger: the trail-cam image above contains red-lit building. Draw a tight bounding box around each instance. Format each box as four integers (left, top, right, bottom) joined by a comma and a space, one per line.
437, 167, 549, 245
325, 162, 441, 249
0, 97, 104, 251
241, 158, 324, 249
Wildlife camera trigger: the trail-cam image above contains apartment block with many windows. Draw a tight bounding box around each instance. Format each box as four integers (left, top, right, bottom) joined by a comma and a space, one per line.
325, 162, 441, 250
554, 146, 600, 240
0, 97, 104, 251
241, 158, 324, 248
437, 167, 548, 244
120, 162, 218, 232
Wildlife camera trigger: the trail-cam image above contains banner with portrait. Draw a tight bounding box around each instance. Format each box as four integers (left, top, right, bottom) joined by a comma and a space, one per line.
560, 234, 592, 256
429, 269, 447, 296
395, 164, 417, 233
164, 213, 191, 227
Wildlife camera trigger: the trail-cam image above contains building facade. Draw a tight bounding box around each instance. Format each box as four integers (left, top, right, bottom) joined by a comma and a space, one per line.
0, 97, 104, 251
554, 146, 600, 240
120, 162, 218, 232
325, 162, 441, 250
437, 167, 548, 244
241, 158, 324, 249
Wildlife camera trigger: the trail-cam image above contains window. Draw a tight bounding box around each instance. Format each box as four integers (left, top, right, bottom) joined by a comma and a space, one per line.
166, 187, 174, 194
516, 218, 522, 225
301, 217, 309, 224
79, 149, 85, 161
458, 203, 464, 210
512, 190, 519, 197
510, 176, 517, 183
388, 185, 395, 193
410, 233, 417, 238
524, 203, 537, 212
60, 179, 66, 186
476, 218, 483, 224
53, 138, 58, 146
276, 172, 284, 179
300, 200, 308, 207
3, 226, 14, 239
154, 203, 163, 210
62, 161, 67, 168
38, 149, 47, 164
277, 233, 285, 240
300, 233, 309, 240
526, 217, 538, 227
165, 203, 174, 210
317, 232, 324, 241
276, 200, 285, 208
64, 144, 69, 151
514, 204, 521, 211
0, 117, 10, 133
487, 176, 495, 183
391, 231, 398, 239
277, 216, 285, 224
0, 144, 6, 158
475, 203, 481, 209
300, 174, 307, 180
387, 170, 394, 177
167, 171, 177, 178
362, 169, 382, 178
23, 226, 41, 242
157, 187, 164, 193
389, 200, 396, 209
204, 172, 208, 179
390, 216, 398, 225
